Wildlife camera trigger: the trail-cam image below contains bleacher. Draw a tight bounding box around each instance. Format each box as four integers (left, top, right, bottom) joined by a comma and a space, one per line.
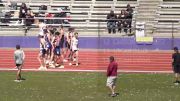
0, 0, 137, 36
154, 0, 180, 37
1, 0, 180, 37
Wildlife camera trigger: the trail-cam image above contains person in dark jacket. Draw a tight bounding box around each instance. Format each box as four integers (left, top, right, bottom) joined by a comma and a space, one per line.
117, 9, 128, 34
107, 10, 117, 34
172, 47, 180, 85
126, 4, 133, 33
19, 3, 27, 24
25, 8, 34, 26
106, 56, 118, 97
24, 8, 34, 33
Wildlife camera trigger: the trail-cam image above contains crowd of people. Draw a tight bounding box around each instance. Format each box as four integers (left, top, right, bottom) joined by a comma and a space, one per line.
37, 21, 79, 70
107, 4, 133, 34
0, 2, 70, 30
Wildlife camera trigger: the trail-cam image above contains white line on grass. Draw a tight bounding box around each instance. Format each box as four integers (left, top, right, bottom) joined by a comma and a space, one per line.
0, 68, 173, 73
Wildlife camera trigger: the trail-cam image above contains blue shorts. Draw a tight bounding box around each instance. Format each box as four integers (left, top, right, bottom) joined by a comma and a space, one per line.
40, 49, 46, 55
54, 46, 61, 56
46, 42, 52, 50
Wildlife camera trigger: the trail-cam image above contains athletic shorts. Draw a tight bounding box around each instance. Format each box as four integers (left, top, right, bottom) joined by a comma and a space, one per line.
65, 41, 71, 49
59, 40, 64, 48
73, 50, 78, 52
40, 49, 46, 56
46, 42, 52, 49
16, 64, 22, 70
54, 46, 61, 56
106, 76, 117, 87
173, 64, 180, 73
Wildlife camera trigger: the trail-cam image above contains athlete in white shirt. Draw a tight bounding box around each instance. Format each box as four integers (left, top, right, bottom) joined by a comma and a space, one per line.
14, 45, 25, 82
37, 21, 47, 70
69, 32, 79, 66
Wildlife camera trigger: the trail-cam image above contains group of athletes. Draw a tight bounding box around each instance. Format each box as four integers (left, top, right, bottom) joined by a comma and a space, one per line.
37, 21, 79, 70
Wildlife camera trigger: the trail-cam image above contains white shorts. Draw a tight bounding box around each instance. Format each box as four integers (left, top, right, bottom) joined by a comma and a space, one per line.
72, 46, 78, 52
106, 76, 117, 87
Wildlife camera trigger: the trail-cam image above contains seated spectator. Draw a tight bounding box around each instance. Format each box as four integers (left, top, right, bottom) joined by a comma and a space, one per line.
107, 10, 117, 34
1, 11, 11, 23
19, 3, 27, 24
25, 8, 34, 26
117, 9, 128, 33
126, 4, 133, 33
39, 5, 47, 18
45, 13, 53, 24
25, 8, 34, 33
54, 8, 65, 24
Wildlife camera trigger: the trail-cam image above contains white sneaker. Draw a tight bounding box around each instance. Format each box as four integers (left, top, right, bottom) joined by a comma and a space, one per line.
14, 80, 21, 82
42, 67, 47, 70
49, 64, 55, 68
69, 63, 72, 66
50, 61, 54, 64
73, 58, 76, 62
63, 59, 68, 62
175, 83, 179, 86
55, 63, 60, 67
45, 60, 50, 65
38, 66, 43, 70
76, 63, 79, 67
38, 66, 47, 70
58, 65, 64, 68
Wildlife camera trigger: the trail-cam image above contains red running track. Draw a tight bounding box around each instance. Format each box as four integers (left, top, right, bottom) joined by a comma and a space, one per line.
0, 49, 173, 72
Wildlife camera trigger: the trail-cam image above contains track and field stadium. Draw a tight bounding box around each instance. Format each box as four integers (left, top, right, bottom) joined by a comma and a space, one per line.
0, 0, 180, 101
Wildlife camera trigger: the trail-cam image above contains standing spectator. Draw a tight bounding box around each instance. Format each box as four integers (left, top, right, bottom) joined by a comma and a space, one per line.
14, 45, 25, 82
106, 56, 118, 97
107, 10, 117, 34
126, 4, 133, 33
172, 47, 180, 85
19, 3, 27, 24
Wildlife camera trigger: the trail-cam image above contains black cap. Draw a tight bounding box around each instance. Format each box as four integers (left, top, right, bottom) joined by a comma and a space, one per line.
16, 45, 20, 49
174, 47, 178, 51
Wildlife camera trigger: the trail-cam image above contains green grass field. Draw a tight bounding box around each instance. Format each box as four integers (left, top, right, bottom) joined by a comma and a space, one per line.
0, 72, 180, 101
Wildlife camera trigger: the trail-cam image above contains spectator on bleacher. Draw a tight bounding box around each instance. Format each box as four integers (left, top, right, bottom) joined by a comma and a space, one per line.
26, 8, 34, 26
37, 5, 47, 23
19, 3, 27, 24
24, 8, 34, 33
117, 9, 128, 34
39, 5, 47, 15
126, 4, 133, 34
45, 13, 53, 24
54, 8, 65, 24
107, 10, 117, 34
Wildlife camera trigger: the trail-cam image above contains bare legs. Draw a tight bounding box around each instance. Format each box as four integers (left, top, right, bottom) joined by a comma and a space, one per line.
16, 66, 22, 80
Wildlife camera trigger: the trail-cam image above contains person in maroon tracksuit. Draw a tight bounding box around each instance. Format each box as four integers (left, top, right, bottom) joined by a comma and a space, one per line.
106, 56, 118, 97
